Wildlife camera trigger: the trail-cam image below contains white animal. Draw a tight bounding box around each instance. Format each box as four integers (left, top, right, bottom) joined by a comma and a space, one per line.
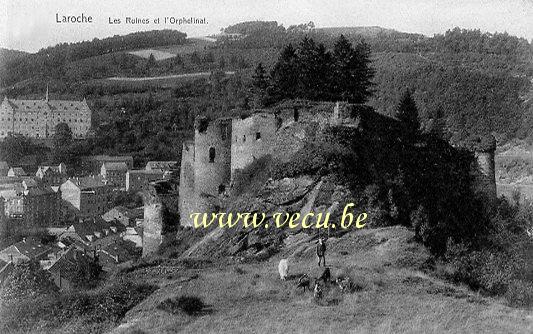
278, 259, 289, 280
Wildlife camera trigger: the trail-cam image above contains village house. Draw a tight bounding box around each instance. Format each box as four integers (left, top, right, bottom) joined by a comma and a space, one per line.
81, 155, 134, 174
145, 161, 178, 172
48, 247, 96, 291
7, 167, 28, 177
59, 217, 126, 249
97, 239, 139, 271
0, 237, 54, 264
2, 181, 61, 229
100, 162, 128, 189
126, 169, 166, 191
60, 176, 113, 218
35, 163, 68, 187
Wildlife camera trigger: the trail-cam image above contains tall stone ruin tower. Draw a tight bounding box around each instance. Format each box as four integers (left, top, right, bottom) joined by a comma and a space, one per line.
470, 134, 497, 199
179, 117, 232, 226
194, 117, 232, 197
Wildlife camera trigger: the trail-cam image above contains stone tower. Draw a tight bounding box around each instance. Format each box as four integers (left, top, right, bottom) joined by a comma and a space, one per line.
179, 117, 232, 227
193, 117, 232, 197
141, 186, 164, 257
230, 113, 278, 179
469, 134, 497, 199
178, 141, 196, 227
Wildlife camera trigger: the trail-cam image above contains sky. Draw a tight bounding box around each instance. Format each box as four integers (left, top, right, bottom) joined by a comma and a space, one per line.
1, 0, 532, 53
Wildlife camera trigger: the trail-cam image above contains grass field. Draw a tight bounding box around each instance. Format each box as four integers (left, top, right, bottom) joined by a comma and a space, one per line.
129, 49, 178, 61
107, 226, 533, 334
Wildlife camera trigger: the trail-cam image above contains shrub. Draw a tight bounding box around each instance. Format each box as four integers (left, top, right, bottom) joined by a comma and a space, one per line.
0, 280, 157, 333
505, 279, 533, 308
0, 261, 58, 300
158, 295, 205, 315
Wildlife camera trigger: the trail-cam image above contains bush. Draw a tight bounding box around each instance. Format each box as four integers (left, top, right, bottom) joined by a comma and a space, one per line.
0, 261, 58, 300
444, 240, 522, 295
505, 279, 533, 308
158, 295, 205, 315
0, 280, 157, 333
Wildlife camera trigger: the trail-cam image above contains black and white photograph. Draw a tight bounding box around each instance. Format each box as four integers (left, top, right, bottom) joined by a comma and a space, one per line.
0, 0, 532, 333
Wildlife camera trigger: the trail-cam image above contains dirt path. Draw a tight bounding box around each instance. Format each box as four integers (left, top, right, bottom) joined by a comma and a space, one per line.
107, 71, 235, 81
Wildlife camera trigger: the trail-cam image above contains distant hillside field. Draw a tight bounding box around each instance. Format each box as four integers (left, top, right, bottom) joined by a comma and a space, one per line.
129, 49, 177, 61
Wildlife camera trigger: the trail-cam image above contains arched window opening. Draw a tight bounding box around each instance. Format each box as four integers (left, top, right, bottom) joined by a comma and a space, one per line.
209, 147, 216, 163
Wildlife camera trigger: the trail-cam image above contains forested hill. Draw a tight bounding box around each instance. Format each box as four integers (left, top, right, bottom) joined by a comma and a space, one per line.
0, 30, 187, 87
0, 48, 28, 65
1, 23, 533, 166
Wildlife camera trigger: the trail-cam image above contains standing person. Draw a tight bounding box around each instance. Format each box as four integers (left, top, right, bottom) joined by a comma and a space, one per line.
317, 237, 327, 267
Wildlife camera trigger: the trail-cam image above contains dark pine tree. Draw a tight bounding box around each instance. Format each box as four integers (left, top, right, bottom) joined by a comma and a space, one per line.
332, 35, 359, 102
352, 40, 374, 103
252, 63, 269, 108
269, 43, 299, 102
296, 37, 332, 101
396, 90, 420, 141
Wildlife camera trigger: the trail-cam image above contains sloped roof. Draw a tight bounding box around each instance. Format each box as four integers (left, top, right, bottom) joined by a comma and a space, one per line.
13, 238, 54, 259
3, 98, 89, 114
67, 175, 107, 190
103, 162, 128, 171
146, 161, 178, 170
0, 245, 29, 263
38, 165, 65, 174
100, 240, 138, 263
25, 185, 55, 197
128, 169, 165, 176
70, 217, 126, 243
92, 155, 133, 162
8, 167, 27, 176
48, 248, 90, 282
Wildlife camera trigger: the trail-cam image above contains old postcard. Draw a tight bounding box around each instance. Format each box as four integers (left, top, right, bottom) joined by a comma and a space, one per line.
0, 1, 532, 333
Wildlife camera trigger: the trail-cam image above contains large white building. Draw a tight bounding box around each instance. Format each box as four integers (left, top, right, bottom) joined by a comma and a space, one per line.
0, 92, 92, 139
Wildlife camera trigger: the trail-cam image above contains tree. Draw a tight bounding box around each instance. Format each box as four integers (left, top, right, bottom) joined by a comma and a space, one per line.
52, 123, 73, 164
296, 37, 332, 100
396, 90, 420, 141
269, 43, 299, 101
332, 35, 375, 103
147, 53, 156, 68
352, 40, 374, 103
252, 63, 269, 108
54, 122, 73, 146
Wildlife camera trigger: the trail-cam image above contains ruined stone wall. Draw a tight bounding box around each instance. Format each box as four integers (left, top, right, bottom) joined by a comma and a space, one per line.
142, 193, 163, 257
473, 150, 497, 199
231, 113, 278, 179
179, 141, 197, 227
193, 117, 232, 198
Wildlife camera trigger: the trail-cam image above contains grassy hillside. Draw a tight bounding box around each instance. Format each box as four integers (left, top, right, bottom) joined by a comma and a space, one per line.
108, 227, 533, 334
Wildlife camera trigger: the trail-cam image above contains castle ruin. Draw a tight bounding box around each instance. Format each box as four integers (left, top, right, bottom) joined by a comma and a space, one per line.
179, 113, 279, 227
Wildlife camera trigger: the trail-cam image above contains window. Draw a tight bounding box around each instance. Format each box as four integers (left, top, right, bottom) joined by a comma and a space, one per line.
218, 184, 226, 194
243, 135, 246, 142
209, 147, 216, 163
256, 132, 261, 140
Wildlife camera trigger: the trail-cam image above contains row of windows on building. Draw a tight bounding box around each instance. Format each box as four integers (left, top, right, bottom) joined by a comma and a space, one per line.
1, 117, 89, 123
0, 129, 89, 137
